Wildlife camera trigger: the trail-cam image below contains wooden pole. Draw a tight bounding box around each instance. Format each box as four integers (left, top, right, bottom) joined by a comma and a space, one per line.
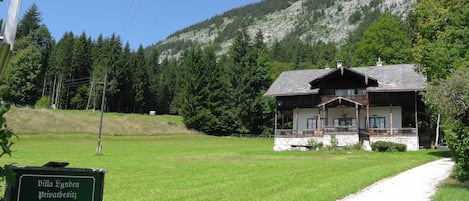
435, 112, 440, 148
366, 104, 370, 130
274, 106, 277, 138
355, 104, 359, 131
295, 107, 299, 137
97, 70, 107, 155
415, 91, 419, 146
317, 108, 321, 135
51, 74, 57, 108
390, 104, 393, 135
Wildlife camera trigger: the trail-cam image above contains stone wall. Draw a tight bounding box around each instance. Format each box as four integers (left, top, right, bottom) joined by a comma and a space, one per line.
323, 133, 359, 147
274, 135, 418, 151
369, 136, 419, 151
273, 134, 359, 151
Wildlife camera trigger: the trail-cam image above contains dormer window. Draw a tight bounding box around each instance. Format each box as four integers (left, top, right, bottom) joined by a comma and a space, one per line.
334, 88, 366, 96
335, 89, 354, 96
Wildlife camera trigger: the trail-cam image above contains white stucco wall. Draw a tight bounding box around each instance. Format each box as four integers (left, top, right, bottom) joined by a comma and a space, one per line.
368, 106, 402, 129
293, 108, 319, 130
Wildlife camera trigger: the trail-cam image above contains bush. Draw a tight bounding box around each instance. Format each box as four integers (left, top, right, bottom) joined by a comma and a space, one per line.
442, 119, 469, 181
329, 134, 338, 150
0, 102, 15, 200
371, 141, 407, 152
35, 97, 51, 109
307, 139, 323, 150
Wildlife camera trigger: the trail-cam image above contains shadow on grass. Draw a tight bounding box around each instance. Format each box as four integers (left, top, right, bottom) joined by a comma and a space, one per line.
427, 150, 452, 158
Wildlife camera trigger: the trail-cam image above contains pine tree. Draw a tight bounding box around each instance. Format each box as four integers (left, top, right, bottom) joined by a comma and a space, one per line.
228, 28, 255, 133
179, 46, 205, 130
157, 58, 179, 114
48, 32, 75, 109
102, 34, 122, 112
16, 3, 42, 39
114, 42, 132, 112
145, 48, 160, 112
130, 45, 149, 113
226, 29, 274, 134
65, 32, 92, 109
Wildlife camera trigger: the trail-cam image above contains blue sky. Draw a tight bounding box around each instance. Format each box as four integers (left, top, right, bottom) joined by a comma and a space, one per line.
1, 0, 260, 50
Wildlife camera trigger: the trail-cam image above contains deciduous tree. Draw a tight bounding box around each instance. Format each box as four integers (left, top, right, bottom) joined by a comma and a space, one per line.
353, 14, 412, 66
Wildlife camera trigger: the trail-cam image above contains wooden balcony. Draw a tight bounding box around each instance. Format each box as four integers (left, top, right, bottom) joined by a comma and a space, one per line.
275, 129, 323, 138
368, 128, 417, 136
275, 127, 417, 138
321, 95, 367, 105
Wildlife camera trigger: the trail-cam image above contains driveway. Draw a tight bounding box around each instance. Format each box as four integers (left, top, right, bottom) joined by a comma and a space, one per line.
338, 158, 454, 201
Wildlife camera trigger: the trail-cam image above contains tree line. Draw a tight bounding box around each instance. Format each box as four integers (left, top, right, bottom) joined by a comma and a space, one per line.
416, 0, 469, 181
0, 4, 414, 132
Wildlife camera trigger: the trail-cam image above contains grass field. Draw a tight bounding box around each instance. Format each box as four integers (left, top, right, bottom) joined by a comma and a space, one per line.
2, 134, 445, 201
5, 107, 194, 135
433, 177, 469, 201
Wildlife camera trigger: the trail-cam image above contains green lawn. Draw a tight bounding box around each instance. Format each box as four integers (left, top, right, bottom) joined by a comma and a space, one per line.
2, 134, 444, 201
433, 177, 469, 201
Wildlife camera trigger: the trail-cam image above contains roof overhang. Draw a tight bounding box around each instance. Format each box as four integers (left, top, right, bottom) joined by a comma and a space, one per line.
366, 88, 426, 92
309, 67, 378, 88
264, 88, 319, 97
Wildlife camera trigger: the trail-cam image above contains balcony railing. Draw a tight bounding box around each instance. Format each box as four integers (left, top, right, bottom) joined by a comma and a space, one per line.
321, 95, 367, 104
275, 129, 323, 138
275, 127, 417, 138
324, 126, 358, 133
368, 128, 417, 136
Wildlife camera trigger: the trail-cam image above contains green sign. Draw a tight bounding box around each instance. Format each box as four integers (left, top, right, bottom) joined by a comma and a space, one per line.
5, 165, 105, 201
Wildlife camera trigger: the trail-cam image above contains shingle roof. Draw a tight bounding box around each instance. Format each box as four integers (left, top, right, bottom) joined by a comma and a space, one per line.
264, 64, 426, 97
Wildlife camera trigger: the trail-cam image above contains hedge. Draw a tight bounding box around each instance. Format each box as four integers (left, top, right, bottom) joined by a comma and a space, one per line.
371, 141, 407, 152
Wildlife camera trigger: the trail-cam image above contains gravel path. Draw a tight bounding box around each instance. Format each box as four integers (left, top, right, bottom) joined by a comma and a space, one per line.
338, 158, 454, 201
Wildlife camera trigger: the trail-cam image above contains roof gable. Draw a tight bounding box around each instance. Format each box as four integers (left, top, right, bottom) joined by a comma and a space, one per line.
309, 67, 378, 89
264, 64, 426, 97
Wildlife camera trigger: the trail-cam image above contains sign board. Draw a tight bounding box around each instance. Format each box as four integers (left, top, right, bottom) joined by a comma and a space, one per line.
4, 165, 105, 201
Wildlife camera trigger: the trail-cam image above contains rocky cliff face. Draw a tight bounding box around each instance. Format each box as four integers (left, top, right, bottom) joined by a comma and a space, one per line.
155, 0, 416, 57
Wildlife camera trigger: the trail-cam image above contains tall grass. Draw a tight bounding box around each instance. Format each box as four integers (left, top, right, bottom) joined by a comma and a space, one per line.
432, 177, 469, 201
4, 107, 194, 135
2, 134, 442, 201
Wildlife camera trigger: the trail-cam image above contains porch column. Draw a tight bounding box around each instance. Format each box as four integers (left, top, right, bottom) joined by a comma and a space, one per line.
325, 107, 329, 127
274, 106, 277, 138
415, 90, 419, 139
295, 107, 299, 137
355, 103, 359, 132
317, 107, 321, 135
390, 104, 393, 135
366, 104, 370, 130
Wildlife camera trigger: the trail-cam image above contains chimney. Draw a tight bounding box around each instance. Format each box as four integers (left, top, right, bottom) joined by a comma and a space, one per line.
376, 57, 383, 67
336, 60, 343, 68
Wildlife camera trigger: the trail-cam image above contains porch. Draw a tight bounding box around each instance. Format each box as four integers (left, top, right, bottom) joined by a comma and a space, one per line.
273, 127, 419, 151
274, 127, 417, 138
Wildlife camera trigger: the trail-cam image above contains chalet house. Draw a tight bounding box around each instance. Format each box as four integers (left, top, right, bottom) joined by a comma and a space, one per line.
264, 62, 429, 151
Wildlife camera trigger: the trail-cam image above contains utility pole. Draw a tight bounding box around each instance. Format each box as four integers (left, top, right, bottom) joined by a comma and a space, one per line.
86, 78, 95, 111
96, 70, 107, 155
0, 0, 22, 75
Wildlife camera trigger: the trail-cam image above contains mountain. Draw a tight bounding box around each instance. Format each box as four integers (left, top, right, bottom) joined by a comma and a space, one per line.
150, 0, 416, 58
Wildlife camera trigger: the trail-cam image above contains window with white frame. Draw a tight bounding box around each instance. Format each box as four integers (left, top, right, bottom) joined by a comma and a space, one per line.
335, 89, 355, 96
333, 118, 356, 127
307, 118, 324, 129
369, 117, 385, 128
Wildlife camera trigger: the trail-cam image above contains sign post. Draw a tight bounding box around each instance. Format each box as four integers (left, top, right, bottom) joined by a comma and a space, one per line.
4, 164, 105, 201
